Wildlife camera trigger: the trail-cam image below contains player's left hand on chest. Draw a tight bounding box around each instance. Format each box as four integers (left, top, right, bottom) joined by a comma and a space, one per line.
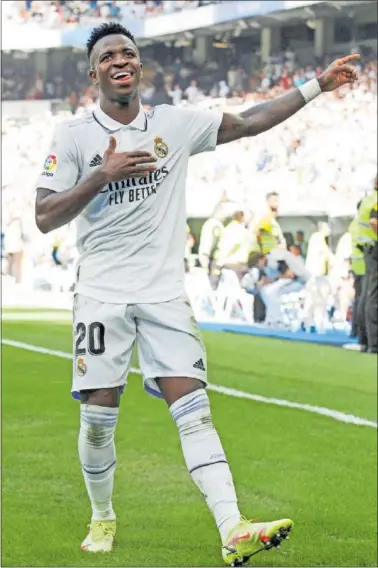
318, 54, 360, 92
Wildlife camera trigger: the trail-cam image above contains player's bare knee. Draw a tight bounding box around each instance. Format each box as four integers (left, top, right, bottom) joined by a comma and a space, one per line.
80, 387, 121, 408
156, 376, 205, 407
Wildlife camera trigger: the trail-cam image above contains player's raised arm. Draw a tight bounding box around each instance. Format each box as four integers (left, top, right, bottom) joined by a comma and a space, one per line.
35, 135, 157, 233
216, 54, 360, 145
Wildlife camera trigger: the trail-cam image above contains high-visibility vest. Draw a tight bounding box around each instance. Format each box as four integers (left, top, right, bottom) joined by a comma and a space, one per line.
357, 191, 378, 246
258, 215, 283, 254
348, 217, 366, 275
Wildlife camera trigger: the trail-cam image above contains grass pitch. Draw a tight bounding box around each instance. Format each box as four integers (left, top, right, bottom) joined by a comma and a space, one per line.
1, 313, 377, 567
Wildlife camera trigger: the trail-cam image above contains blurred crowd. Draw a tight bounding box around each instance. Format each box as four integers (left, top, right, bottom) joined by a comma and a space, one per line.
3, 0, 218, 26
2, 41, 377, 330
2, 58, 376, 237
186, 61, 377, 216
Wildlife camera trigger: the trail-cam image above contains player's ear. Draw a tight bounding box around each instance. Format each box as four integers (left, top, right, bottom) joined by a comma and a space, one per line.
89, 68, 98, 85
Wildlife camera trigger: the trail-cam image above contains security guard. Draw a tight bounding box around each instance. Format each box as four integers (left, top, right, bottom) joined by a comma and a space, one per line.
254, 192, 286, 254
348, 201, 365, 338
357, 179, 378, 353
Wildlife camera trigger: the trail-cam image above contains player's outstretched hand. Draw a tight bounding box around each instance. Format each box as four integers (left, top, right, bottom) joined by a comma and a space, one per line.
100, 136, 157, 182
318, 54, 360, 92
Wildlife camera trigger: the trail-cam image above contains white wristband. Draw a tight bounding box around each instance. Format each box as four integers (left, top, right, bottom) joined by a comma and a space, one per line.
298, 78, 322, 104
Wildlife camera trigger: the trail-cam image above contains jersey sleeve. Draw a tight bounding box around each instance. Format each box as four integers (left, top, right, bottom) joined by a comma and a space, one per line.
177, 106, 223, 156
36, 122, 80, 192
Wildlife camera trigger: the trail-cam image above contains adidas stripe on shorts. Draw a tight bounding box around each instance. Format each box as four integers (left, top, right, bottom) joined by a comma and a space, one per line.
71, 293, 207, 400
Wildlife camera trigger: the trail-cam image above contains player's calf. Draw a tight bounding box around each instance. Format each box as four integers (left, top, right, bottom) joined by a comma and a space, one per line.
78, 402, 119, 551
169, 388, 241, 541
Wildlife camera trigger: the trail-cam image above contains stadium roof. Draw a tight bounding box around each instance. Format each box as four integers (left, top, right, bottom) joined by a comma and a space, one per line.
139, 0, 376, 45
2, 0, 376, 51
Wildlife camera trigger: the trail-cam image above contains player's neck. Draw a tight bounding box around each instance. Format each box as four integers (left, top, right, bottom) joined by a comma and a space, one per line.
99, 96, 140, 125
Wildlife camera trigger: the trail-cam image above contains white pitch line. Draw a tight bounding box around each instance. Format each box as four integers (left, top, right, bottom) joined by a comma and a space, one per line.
2, 338, 377, 429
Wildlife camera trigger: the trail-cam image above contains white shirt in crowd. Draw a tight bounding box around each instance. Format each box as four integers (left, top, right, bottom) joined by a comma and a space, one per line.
36, 103, 223, 304
217, 220, 250, 266
169, 86, 183, 106
198, 217, 224, 267
218, 81, 230, 98
185, 84, 201, 104
305, 231, 333, 277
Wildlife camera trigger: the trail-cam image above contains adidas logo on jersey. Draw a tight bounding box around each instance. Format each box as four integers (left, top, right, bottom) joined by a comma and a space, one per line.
89, 154, 102, 167
193, 358, 206, 371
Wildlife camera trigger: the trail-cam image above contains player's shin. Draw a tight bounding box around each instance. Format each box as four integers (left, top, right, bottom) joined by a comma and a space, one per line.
78, 404, 119, 521
170, 390, 241, 542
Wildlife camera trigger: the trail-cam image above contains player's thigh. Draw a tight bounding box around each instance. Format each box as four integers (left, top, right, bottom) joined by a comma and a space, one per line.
135, 295, 207, 401
72, 294, 136, 401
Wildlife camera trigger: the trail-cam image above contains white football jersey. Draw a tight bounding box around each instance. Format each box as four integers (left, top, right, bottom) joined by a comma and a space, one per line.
37, 104, 223, 303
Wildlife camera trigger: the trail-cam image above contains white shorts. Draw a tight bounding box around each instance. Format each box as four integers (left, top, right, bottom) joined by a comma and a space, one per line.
72, 293, 207, 400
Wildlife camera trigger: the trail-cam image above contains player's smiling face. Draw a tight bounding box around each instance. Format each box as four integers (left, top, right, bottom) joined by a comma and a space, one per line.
90, 34, 141, 103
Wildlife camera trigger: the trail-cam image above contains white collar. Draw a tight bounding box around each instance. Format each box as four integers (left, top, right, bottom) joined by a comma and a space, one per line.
93, 102, 147, 132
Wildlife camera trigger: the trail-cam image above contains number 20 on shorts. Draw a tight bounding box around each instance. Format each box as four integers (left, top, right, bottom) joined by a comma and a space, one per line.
75, 322, 106, 356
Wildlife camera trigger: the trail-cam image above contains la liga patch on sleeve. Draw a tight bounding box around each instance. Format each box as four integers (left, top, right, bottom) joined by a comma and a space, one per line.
42, 153, 58, 177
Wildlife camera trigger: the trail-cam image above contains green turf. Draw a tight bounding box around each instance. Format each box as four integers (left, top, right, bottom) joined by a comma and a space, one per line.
2, 316, 377, 567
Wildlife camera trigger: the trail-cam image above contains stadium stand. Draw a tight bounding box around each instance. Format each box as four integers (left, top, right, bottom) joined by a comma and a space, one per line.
3, 1, 220, 25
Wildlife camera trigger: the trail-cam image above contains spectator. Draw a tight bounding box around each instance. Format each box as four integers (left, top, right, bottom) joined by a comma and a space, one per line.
306, 222, 334, 277
168, 84, 183, 106
216, 211, 250, 281
294, 230, 307, 257
198, 207, 225, 275
218, 80, 230, 98
260, 248, 311, 326
279, 68, 292, 90
185, 80, 202, 104
241, 252, 269, 322
289, 244, 303, 257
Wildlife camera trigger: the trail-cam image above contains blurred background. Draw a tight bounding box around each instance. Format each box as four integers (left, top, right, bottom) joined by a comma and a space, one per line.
1, 0, 377, 342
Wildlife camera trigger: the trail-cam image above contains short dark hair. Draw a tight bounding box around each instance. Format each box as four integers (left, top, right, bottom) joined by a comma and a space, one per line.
266, 191, 279, 200
232, 210, 244, 221
290, 244, 302, 254
248, 252, 265, 267
86, 22, 136, 60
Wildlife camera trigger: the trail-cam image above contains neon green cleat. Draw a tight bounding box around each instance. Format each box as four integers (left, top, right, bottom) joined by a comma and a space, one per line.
81, 520, 116, 552
222, 517, 293, 566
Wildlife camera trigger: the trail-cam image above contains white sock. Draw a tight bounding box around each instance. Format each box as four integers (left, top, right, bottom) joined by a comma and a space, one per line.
170, 390, 241, 542
78, 404, 119, 522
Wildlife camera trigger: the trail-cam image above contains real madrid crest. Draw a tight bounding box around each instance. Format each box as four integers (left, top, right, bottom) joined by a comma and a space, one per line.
154, 137, 168, 159
76, 356, 87, 377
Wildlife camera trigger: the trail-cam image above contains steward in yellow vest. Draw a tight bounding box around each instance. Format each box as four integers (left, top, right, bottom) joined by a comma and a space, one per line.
356, 190, 378, 248
348, 202, 365, 338
356, 183, 378, 353
348, 216, 365, 276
